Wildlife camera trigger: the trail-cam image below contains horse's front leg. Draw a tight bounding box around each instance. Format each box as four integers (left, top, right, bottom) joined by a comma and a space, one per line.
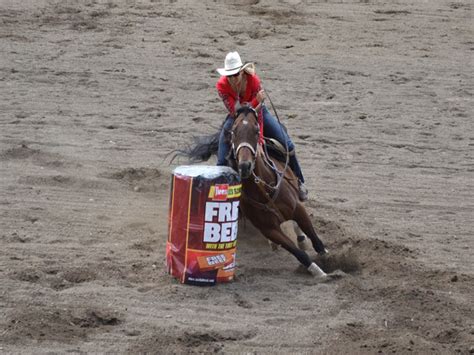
262, 227, 326, 278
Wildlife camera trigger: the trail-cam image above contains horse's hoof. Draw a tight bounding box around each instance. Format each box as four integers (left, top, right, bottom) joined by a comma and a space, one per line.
308, 262, 327, 278
319, 248, 329, 256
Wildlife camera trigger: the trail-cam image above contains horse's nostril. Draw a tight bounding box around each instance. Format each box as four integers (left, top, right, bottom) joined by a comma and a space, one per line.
239, 161, 252, 178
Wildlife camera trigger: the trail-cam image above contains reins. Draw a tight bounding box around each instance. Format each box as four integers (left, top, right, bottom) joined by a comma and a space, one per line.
258, 86, 291, 203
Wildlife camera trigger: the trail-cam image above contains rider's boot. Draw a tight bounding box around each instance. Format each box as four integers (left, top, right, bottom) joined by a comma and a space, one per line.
288, 152, 308, 201
298, 180, 308, 201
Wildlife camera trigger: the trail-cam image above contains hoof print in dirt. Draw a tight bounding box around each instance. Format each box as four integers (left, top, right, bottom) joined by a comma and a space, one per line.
77, 310, 121, 328
12, 269, 42, 283
179, 329, 256, 348
62, 268, 97, 284
233, 293, 253, 309
45, 267, 97, 290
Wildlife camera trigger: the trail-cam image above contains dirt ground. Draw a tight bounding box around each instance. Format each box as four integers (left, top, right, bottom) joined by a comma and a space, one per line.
1, 0, 473, 353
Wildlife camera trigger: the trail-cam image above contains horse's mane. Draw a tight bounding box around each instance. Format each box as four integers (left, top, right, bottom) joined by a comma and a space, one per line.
235, 105, 257, 119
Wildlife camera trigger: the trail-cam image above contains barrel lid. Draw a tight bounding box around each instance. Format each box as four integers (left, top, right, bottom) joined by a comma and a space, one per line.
173, 165, 238, 179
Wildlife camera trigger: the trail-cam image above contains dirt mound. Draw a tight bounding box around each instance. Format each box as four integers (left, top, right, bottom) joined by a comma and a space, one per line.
315, 250, 361, 274
10, 266, 98, 291
0, 143, 70, 169
107, 167, 162, 181
0, 144, 39, 160
3, 306, 121, 344
129, 328, 257, 354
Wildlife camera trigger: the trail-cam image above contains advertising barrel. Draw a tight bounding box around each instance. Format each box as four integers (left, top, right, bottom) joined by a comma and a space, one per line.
166, 165, 241, 286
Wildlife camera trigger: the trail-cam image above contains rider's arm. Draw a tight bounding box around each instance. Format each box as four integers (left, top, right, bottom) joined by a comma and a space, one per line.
216, 77, 237, 118
249, 75, 262, 109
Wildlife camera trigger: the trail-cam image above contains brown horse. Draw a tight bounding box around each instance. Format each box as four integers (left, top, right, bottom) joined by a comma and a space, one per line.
184, 106, 328, 277
229, 106, 328, 277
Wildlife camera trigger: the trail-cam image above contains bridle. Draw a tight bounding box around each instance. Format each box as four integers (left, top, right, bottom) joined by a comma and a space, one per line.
230, 106, 290, 203
229, 108, 288, 221
230, 108, 260, 170
233, 141, 257, 158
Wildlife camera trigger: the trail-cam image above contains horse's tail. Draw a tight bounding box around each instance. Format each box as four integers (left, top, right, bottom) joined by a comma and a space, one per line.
187, 131, 220, 162
170, 130, 220, 164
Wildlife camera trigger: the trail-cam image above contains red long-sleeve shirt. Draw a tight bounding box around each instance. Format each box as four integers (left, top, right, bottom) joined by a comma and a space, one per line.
216, 73, 261, 118
216, 73, 265, 144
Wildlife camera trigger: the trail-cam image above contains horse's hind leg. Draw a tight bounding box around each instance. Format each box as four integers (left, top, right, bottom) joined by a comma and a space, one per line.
293, 222, 308, 250
261, 227, 326, 277
293, 203, 328, 255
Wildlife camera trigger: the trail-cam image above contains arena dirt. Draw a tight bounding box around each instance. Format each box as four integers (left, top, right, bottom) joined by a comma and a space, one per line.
1, 0, 472, 353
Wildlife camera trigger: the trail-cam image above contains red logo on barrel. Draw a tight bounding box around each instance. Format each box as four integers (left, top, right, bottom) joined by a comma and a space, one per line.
213, 184, 229, 201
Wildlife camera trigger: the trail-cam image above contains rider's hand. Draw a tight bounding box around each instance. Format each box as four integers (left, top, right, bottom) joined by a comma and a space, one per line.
256, 89, 266, 103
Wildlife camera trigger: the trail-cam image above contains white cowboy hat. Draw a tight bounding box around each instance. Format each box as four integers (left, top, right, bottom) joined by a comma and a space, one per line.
217, 52, 244, 76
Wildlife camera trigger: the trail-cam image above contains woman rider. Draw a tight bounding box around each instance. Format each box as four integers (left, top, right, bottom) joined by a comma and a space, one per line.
216, 51, 308, 201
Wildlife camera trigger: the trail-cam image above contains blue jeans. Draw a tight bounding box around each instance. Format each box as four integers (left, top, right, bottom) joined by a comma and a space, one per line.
217, 106, 305, 183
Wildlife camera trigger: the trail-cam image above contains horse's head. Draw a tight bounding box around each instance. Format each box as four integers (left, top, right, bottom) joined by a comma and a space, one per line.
230, 106, 260, 179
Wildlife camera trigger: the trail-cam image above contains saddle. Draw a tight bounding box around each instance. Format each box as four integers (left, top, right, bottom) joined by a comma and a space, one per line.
263, 137, 294, 163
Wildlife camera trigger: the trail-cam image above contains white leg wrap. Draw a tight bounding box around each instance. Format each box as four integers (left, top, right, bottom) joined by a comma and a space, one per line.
308, 262, 327, 277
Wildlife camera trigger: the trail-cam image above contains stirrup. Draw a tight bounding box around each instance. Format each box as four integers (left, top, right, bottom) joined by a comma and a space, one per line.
298, 181, 308, 201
